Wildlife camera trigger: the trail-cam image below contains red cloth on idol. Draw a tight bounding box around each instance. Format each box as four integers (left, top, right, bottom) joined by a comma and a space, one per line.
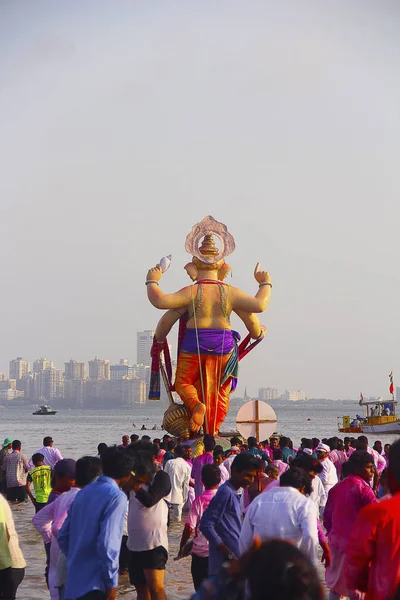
345, 492, 400, 600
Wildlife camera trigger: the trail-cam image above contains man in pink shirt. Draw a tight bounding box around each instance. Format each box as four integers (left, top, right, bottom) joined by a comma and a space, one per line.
345, 440, 400, 600
191, 435, 215, 497
357, 435, 386, 474
324, 450, 376, 600
179, 463, 221, 591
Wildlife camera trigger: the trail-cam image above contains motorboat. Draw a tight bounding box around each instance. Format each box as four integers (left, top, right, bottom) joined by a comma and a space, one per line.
33, 404, 57, 416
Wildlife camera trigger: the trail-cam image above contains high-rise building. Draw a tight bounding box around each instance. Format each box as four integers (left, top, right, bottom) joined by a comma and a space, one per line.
17, 373, 37, 399
64, 360, 87, 380
36, 367, 64, 401
33, 358, 54, 373
9, 358, 30, 380
110, 363, 136, 380
396, 387, 400, 402
137, 330, 155, 367
64, 379, 86, 406
283, 390, 307, 402
0, 373, 6, 381
0, 379, 16, 391
119, 358, 129, 366
89, 358, 110, 381
258, 387, 279, 401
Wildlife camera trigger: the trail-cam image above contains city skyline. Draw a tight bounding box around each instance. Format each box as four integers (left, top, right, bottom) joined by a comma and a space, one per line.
1, 2, 400, 399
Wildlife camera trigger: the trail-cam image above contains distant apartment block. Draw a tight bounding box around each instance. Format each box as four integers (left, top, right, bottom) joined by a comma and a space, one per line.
258, 387, 278, 401
283, 389, 307, 402
88, 358, 110, 381
36, 367, 64, 401
0, 389, 24, 401
0, 373, 6, 381
64, 360, 87, 380
9, 357, 30, 380
110, 359, 136, 380
33, 358, 54, 373
0, 379, 16, 391
64, 379, 86, 406
137, 331, 155, 367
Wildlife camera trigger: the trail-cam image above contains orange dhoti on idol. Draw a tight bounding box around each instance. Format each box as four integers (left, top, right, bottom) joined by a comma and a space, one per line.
174, 327, 240, 436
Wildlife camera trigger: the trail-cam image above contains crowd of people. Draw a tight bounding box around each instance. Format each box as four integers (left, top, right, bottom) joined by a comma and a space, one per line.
0, 430, 399, 600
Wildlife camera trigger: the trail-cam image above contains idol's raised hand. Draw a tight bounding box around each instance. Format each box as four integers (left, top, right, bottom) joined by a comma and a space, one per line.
146, 264, 163, 282
254, 263, 271, 285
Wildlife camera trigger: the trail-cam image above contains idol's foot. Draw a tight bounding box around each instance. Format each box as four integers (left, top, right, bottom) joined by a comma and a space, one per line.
190, 403, 206, 433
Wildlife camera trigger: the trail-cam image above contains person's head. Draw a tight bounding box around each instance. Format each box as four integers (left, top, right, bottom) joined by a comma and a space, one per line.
279, 436, 288, 449
344, 437, 351, 449
290, 455, 323, 480
355, 442, 367, 452
384, 443, 391, 456
357, 435, 368, 446
201, 463, 221, 490
245, 539, 324, 600
273, 448, 283, 461
162, 434, 171, 444
53, 459, 77, 492
130, 434, 139, 445
174, 445, 186, 459
2, 438, 12, 450
141, 435, 151, 443
373, 441, 382, 454
12, 440, 21, 452
131, 450, 157, 487
101, 446, 134, 485
248, 437, 258, 449
280, 467, 312, 496
328, 437, 339, 451
341, 460, 351, 480
315, 443, 330, 461
97, 443, 108, 457
167, 439, 176, 452
32, 453, 44, 467
312, 438, 320, 450
43, 436, 53, 447
153, 438, 161, 447
75, 456, 102, 487
388, 439, 400, 494
347, 451, 375, 482
301, 438, 313, 450
254, 458, 265, 475
184, 446, 192, 461
121, 435, 129, 447
265, 464, 279, 480
230, 453, 258, 490
213, 445, 225, 465
270, 437, 279, 450
287, 439, 294, 450
230, 436, 242, 448
203, 434, 216, 453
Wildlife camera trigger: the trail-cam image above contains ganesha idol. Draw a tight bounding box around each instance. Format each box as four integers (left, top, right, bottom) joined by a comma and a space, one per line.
146, 216, 272, 437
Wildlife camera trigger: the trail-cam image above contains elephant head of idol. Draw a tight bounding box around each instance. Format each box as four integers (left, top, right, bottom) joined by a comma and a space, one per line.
184, 216, 235, 282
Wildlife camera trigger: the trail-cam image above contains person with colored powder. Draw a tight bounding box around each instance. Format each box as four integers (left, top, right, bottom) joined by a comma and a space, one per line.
192, 435, 216, 497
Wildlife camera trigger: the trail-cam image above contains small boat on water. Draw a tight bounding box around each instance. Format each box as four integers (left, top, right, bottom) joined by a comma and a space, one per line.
33, 404, 57, 416
339, 375, 400, 434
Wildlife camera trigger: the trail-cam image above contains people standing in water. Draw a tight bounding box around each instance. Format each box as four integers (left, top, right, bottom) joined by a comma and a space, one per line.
26, 453, 52, 512
58, 447, 133, 600
35, 437, 63, 469
0, 438, 12, 495
2, 440, 29, 503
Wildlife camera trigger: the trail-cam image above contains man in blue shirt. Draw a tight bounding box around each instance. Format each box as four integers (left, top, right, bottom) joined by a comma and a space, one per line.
246, 437, 270, 463
200, 453, 258, 575
58, 447, 134, 600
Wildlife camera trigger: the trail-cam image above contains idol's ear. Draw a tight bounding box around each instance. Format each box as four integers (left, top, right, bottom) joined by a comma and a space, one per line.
218, 263, 232, 280
184, 262, 198, 281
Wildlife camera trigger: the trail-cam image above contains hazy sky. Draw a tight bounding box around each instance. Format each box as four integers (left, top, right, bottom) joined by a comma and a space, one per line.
1, 1, 400, 399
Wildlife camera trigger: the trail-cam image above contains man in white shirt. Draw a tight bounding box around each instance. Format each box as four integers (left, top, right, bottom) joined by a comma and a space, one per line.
128, 449, 171, 600
291, 454, 327, 513
36, 437, 63, 469
163, 445, 191, 522
239, 467, 318, 564
316, 442, 338, 496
